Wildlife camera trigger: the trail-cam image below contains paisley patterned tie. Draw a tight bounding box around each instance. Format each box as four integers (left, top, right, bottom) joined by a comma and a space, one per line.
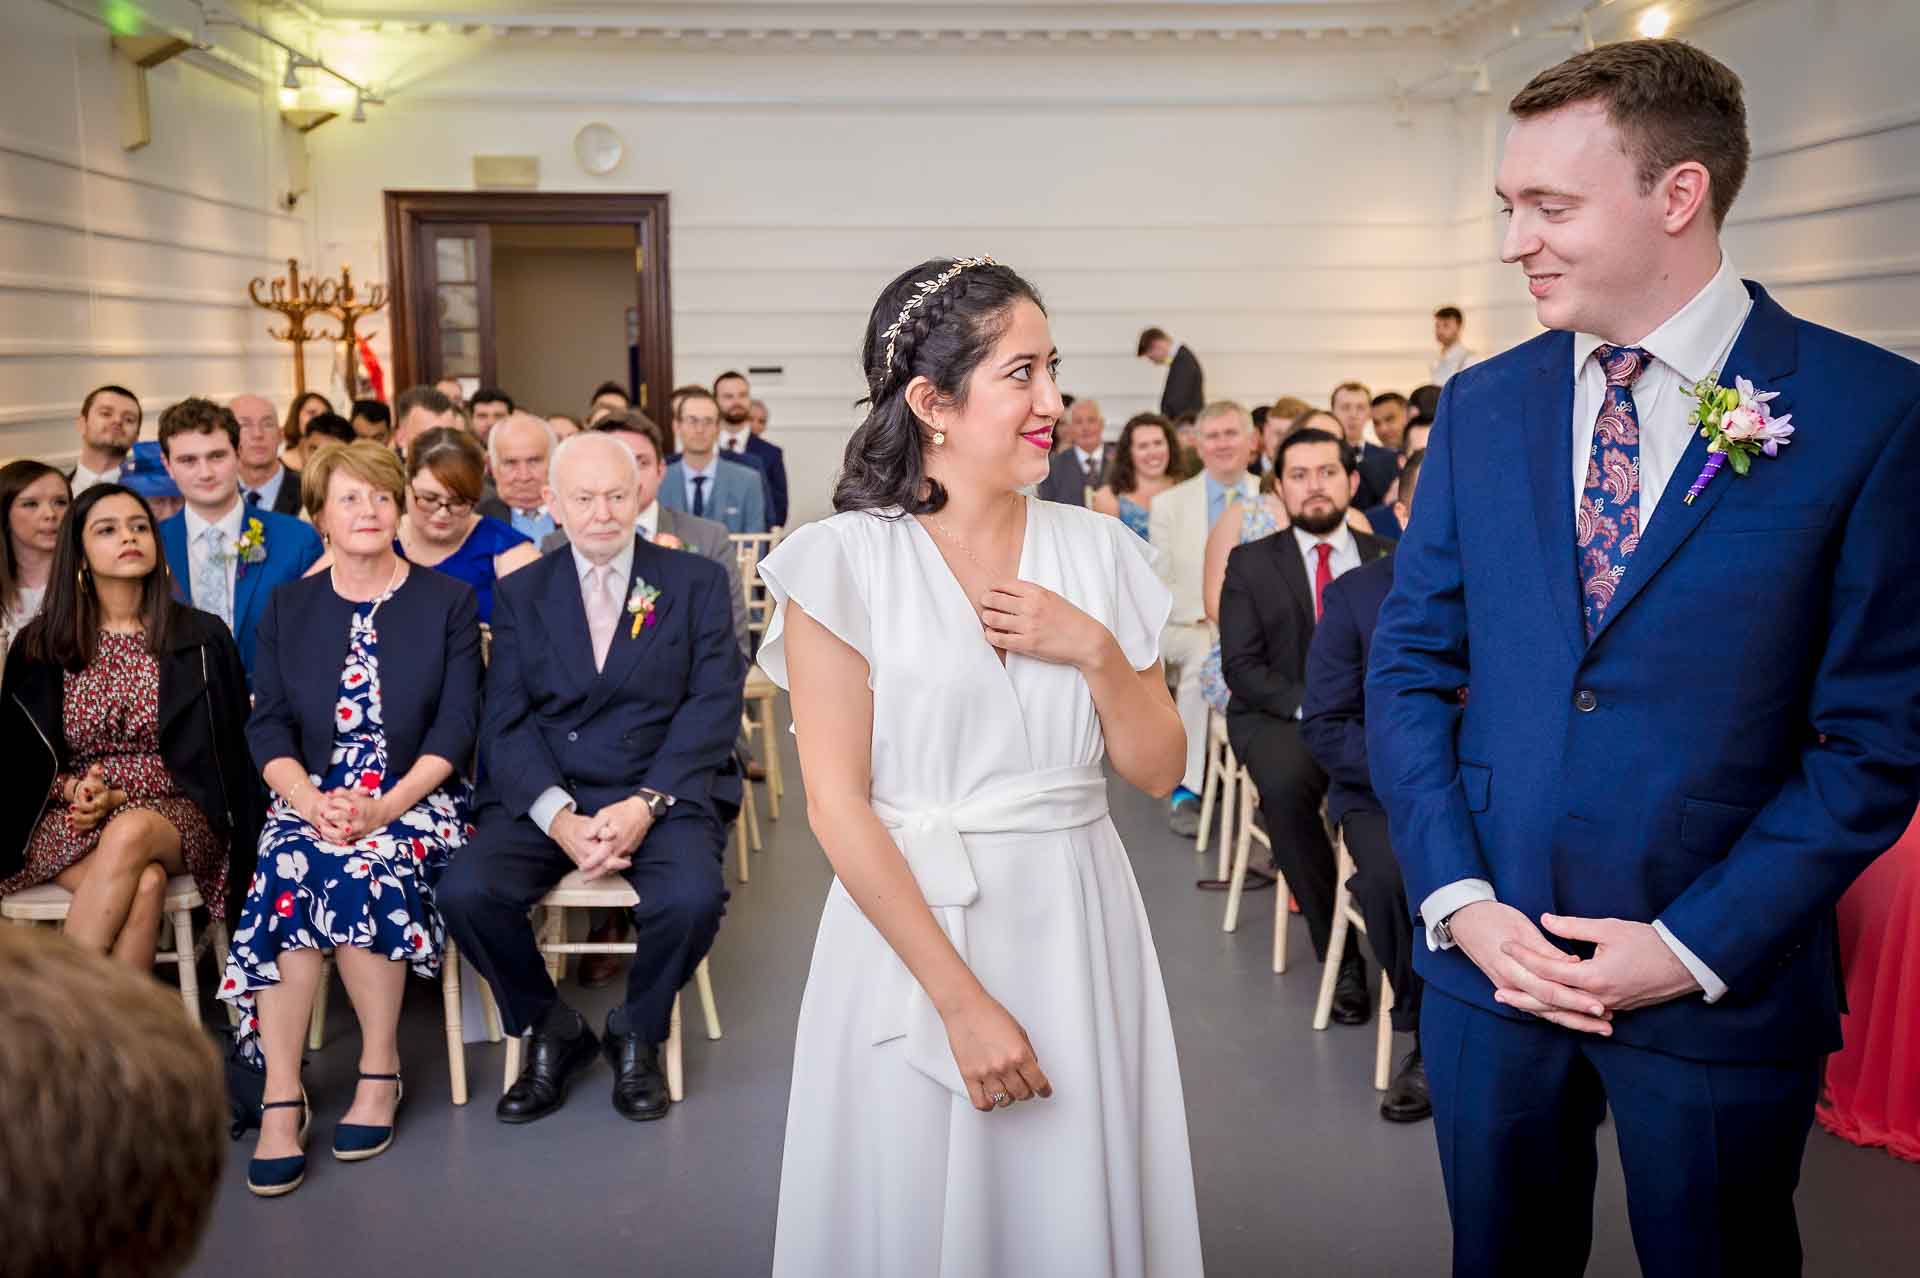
1576, 344, 1649, 639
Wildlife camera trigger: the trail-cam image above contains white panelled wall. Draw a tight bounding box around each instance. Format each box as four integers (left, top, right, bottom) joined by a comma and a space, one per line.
6, 1, 1919, 521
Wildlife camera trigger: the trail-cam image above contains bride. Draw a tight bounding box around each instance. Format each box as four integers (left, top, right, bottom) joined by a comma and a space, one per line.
756, 257, 1204, 1275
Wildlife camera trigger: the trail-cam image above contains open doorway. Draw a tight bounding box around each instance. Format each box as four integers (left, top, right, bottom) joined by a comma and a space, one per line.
382, 191, 672, 432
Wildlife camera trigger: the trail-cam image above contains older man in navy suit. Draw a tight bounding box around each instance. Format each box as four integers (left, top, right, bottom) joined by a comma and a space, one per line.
439, 431, 743, 1126
1369, 42, 1920, 1276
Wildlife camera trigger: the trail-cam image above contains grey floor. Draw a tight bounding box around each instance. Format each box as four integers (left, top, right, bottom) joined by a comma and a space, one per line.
188, 708, 1920, 1277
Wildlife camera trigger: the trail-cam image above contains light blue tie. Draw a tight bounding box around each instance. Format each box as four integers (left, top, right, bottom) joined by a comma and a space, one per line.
197, 526, 234, 631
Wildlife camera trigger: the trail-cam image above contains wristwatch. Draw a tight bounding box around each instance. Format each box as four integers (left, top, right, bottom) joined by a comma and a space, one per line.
1433, 912, 1457, 947
636, 788, 674, 819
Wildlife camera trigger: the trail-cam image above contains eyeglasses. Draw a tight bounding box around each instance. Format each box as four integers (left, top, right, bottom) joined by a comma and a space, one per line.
409, 487, 473, 515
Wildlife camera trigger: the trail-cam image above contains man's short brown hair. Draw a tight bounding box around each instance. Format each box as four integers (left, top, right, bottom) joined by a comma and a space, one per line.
1331, 381, 1372, 407
0, 927, 225, 1278
1509, 39, 1749, 228
595, 411, 666, 464
1136, 327, 1171, 356
157, 397, 239, 456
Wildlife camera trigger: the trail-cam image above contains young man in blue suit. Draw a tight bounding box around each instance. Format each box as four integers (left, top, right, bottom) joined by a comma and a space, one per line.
156, 398, 323, 682
438, 432, 743, 1126
1368, 42, 1920, 1276
713, 370, 788, 527
661, 388, 768, 535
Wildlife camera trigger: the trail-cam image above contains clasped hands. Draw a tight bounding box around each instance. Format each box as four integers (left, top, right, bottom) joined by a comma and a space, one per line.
299, 785, 398, 846
65, 764, 127, 832
551, 798, 654, 881
1448, 900, 1703, 1035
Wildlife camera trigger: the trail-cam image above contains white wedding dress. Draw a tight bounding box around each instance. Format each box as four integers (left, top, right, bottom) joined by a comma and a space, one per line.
757, 497, 1204, 1277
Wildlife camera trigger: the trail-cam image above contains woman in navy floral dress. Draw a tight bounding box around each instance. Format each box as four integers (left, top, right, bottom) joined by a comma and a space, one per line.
222, 442, 481, 1197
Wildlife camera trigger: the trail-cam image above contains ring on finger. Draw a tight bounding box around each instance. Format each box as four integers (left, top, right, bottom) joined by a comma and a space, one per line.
990, 1090, 1012, 1108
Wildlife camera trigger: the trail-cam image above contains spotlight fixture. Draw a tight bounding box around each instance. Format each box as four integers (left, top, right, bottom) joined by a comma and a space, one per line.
281, 54, 301, 90
1637, 6, 1672, 38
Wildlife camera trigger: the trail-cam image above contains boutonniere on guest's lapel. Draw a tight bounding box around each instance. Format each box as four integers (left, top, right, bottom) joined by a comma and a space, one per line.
652, 532, 684, 551
627, 578, 662, 638
1682, 375, 1795, 504
217, 517, 270, 577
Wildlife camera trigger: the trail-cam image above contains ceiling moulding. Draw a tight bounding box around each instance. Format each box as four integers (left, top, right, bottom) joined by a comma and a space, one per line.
304, 3, 1526, 43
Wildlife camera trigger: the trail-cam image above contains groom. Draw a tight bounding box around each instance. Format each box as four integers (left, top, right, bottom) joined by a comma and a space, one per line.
1368, 41, 1920, 1276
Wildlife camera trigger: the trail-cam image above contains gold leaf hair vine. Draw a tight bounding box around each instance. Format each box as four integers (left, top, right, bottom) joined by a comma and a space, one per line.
880, 256, 997, 378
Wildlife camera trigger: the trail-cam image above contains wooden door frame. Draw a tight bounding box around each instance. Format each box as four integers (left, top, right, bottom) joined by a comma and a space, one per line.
382, 190, 671, 416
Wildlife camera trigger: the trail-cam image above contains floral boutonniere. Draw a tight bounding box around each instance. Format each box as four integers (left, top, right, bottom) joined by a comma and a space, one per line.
1682, 375, 1794, 504
217, 516, 270, 577
627, 578, 662, 638
652, 531, 684, 551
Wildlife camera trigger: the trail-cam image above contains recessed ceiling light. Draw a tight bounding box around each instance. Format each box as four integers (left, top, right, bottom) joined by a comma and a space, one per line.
1638, 7, 1672, 38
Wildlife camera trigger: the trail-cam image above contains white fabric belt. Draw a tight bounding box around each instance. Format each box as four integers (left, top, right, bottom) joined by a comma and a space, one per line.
866, 764, 1110, 1098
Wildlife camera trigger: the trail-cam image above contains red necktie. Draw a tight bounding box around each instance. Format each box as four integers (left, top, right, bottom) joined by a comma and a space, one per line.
1313, 542, 1334, 622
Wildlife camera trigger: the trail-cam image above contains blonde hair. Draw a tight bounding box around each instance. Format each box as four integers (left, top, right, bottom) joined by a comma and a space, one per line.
302, 438, 407, 523
1270, 395, 1312, 423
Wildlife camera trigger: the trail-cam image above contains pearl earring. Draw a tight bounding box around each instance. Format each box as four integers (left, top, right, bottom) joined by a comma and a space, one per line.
932, 431, 946, 446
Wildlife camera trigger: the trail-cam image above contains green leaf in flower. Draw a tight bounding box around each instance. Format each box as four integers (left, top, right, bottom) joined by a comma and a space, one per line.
1729, 450, 1752, 476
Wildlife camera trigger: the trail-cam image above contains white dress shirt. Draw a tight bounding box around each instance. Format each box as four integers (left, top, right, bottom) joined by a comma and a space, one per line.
719, 428, 752, 455
528, 538, 638, 836
71, 460, 123, 494
243, 464, 289, 511
184, 500, 246, 620
636, 502, 661, 540
1431, 341, 1476, 386
1419, 257, 1753, 1003
682, 456, 719, 510
1290, 523, 1361, 719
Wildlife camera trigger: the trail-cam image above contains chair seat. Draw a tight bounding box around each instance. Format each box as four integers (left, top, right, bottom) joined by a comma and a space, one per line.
2, 875, 203, 921
541, 869, 640, 910
744, 668, 777, 700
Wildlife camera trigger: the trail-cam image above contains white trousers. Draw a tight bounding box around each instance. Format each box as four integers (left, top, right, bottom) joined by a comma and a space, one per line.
1159, 621, 1213, 794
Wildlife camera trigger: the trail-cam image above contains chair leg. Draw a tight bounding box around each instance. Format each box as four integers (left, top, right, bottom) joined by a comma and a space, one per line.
1374, 971, 1396, 1092
1312, 879, 1354, 1032
479, 976, 503, 1043
745, 780, 763, 852
1196, 729, 1220, 854
759, 698, 782, 818
540, 907, 566, 986
170, 906, 198, 1021
694, 957, 721, 1040
666, 991, 686, 1103
208, 919, 240, 1026
1270, 855, 1290, 975
1214, 747, 1238, 882
443, 940, 469, 1106
307, 956, 331, 1050
1222, 777, 1256, 933
503, 1031, 523, 1095
735, 805, 752, 884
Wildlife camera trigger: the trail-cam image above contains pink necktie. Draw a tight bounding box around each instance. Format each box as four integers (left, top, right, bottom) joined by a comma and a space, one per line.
585, 564, 619, 671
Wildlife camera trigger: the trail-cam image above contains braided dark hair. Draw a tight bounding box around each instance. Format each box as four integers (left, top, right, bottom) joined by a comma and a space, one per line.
833, 258, 1046, 516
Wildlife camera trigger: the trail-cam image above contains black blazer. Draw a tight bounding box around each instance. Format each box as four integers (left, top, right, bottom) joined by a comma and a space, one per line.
1160, 345, 1205, 421
265, 472, 302, 518
1035, 446, 1111, 506
1353, 443, 1400, 511
1300, 554, 1395, 828
0, 609, 264, 920
248, 567, 483, 789
1220, 527, 1392, 725
482, 536, 743, 824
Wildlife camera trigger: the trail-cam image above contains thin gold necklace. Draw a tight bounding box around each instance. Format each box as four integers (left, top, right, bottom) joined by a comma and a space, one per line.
925, 497, 1020, 572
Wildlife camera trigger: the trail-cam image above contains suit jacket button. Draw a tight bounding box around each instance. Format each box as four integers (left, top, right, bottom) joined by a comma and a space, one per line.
567, 731, 579, 742
1574, 690, 1598, 713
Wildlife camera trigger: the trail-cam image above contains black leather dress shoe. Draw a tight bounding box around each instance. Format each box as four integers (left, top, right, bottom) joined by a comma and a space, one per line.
497, 1023, 600, 1124
1380, 1046, 1433, 1123
1330, 953, 1372, 1026
605, 1031, 671, 1122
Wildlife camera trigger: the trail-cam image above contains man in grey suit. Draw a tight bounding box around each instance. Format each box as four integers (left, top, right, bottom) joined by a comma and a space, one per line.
1036, 398, 1114, 506
659, 389, 767, 535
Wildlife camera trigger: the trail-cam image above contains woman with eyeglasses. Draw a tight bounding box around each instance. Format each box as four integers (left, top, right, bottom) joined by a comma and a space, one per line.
222, 440, 481, 1196
397, 427, 538, 622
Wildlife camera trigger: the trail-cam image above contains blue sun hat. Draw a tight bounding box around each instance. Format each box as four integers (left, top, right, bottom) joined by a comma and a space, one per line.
116, 440, 180, 501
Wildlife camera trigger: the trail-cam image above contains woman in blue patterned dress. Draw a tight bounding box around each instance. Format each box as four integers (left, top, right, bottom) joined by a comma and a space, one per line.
1090, 413, 1184, 542
222, 441, 482, 1198
397, 427, 538, 622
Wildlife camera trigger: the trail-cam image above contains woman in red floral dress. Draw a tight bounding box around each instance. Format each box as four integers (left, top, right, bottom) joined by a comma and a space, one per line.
0, 484, 258, 970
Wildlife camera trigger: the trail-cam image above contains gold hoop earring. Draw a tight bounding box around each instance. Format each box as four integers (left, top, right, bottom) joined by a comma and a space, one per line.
932, 432, 946, 446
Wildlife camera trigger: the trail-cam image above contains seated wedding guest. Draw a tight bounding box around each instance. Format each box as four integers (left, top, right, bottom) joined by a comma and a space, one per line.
231, 394, 301, 516
1302, 448, 1428, 1122
1219, 428, 1390, 1011
547, 412, 583, 441
1261, 395, 1313, 472
1038, 398, 1113, 507
69, 384, 143, 494
715, 371, 788, 526
662, 387, 769, 535
1406, 383, 1441, 429
398, 427, 538, 622
0, 461, 69, 651
155, 398, 323, 680
391, 385, 462, 456
349, 398, 393, 445
302, 411, 357, 452
278, 391, 334, 476
118, 441, 185, 522
0, 926, 226, 1278
747, 398, 769, 436
1370, 391, 1411, 452
1330, 381, 1398, 509
434, 377, 467, 411
478, 411, 559, 542
468, 387, 514, 444
1150, 400, 1260, 836
1091, 412, 1183, 540
0, 484, 259, 970
1198, 408, 1346, 716
438, 431, 742, 1125
221, 440, 481, 1196
588, 380, 631, 421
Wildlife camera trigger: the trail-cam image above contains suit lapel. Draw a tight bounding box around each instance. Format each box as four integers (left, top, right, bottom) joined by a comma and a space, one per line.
1272, 533, 1314, 626
160, 516, 191, 605
580, 537, 664, 720
544, 549, 598, 677
1589, 283, 1799, 646
1524, 332, 1585, 659
231, 518, 265, 638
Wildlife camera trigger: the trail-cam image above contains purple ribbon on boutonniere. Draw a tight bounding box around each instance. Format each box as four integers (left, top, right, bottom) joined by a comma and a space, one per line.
1682, 375, 1794, 504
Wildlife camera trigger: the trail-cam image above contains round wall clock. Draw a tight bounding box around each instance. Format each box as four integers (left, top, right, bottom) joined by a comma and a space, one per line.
573, 122, 625, 176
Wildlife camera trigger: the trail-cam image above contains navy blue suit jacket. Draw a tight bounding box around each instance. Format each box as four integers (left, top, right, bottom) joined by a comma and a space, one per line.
480, 538, 743, 823
1302, 553, 1394, 829
731, 434, 788, 527
160, 507, 323, 681
248, 567, 483, 784
1367, 282, 1920, 1063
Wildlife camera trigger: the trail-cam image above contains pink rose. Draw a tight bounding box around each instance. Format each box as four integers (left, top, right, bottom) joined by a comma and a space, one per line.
1719, 404, 1767, 442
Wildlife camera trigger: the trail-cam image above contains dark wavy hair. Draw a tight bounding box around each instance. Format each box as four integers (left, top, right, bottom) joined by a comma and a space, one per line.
1107, 413, 1185, 495
20, 483, 180, 670
0, 460, 69, 618
833, 258, 1046, 516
